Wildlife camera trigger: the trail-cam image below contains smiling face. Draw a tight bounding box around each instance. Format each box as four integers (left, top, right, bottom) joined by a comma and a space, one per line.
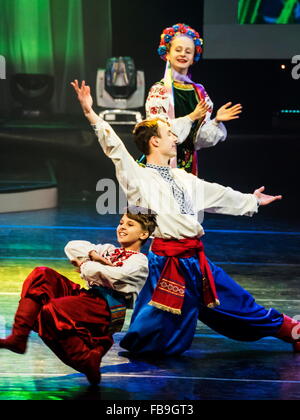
150, 120, 178, 159
117, 214, 149, 249
166, 35, 195, 75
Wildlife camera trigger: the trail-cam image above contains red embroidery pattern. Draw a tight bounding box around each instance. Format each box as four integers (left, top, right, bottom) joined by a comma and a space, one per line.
148, 105, 167, 116
106, 248, 139, 267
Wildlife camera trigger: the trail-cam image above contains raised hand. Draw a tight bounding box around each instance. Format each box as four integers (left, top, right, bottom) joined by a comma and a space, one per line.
189, 99, 211, 122
216, 102, 243, 123
71, 79, 93, 115
254, 186, 282, 206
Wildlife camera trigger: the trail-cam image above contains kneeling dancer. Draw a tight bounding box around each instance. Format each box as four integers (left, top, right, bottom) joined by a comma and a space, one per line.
0, 211, 156, 384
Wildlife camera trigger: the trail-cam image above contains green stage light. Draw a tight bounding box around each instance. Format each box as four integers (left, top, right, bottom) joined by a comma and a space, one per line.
277, 0, 298, 23
238, 0, 263, 24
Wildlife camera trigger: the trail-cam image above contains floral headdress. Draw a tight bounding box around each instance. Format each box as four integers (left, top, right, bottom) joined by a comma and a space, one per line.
157, 23, 203, 63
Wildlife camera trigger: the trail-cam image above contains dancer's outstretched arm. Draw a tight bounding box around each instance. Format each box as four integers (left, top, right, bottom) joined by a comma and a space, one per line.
71, 79, 146, 202
182, 170, 283, 217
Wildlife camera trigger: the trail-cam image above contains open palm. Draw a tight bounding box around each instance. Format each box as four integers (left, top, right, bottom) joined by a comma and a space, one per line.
216, 102, 242, 123
254, 186, 282, 206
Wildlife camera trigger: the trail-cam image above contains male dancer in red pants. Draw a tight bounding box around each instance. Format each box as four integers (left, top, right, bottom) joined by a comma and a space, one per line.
0, 211, 157, 384
70, 79, 300, 356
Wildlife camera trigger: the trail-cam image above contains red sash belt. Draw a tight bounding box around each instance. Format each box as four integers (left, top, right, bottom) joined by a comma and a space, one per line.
149, 238, 220, 315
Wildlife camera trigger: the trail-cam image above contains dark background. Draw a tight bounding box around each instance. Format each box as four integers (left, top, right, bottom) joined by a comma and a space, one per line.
111, 0, 204, 94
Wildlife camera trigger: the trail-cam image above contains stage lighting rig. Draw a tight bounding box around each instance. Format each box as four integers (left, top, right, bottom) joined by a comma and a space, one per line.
10, 73, 54, 118
96, 57, 144, 125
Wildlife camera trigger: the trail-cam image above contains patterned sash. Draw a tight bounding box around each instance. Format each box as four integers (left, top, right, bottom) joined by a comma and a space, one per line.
149, 237, 220, 315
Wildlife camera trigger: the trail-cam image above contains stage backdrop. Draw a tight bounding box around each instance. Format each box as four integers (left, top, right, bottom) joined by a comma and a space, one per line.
0, 0, 112, 114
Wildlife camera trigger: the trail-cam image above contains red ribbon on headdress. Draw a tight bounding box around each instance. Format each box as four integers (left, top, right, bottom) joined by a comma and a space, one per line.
149, 238, 220, 315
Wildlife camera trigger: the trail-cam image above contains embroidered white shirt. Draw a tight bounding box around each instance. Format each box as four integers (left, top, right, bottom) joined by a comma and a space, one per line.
92, 118, 258, 240
64, 241, 149, 305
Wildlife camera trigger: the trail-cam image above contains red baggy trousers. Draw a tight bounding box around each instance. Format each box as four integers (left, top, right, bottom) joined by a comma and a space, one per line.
21, 267, 113, 355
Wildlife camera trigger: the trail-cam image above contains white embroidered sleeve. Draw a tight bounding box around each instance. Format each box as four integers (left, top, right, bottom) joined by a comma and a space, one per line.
193, 91, 227, 151
183, 172, 258, 217
80, 253, 149, 299
194, 118, 227, 151
202, 181, 258, 217
146, 84, 170, 120
64, 241, 115, 261
201, 180, 258, 217
93, 118, 146, 204
145, 84, 193, 144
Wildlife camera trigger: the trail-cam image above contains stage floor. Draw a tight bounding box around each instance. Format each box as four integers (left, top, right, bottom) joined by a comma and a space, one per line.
0, 199, 299, 400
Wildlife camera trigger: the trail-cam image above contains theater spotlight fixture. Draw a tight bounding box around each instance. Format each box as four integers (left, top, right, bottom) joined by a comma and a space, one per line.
97, 57, 145, 125
10, 73, 54, 118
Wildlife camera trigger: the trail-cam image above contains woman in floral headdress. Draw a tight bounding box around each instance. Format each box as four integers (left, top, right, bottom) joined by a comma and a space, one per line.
144, 23, 242, 175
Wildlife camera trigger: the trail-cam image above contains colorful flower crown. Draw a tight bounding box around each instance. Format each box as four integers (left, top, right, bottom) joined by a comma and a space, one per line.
157, 23, 203, 63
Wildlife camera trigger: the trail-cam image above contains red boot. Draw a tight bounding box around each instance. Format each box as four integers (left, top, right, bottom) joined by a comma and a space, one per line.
0, 298, 41, 354
44, 336, 103, 386
275, 314, 300, 352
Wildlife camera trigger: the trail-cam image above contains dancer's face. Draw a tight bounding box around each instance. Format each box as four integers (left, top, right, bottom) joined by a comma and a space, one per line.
166, 36, 195, 75
152, 120, 178, 158
117, 214, 149, 248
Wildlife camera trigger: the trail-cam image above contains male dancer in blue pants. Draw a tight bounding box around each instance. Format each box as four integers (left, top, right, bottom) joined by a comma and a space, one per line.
72, 79, 300, 356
